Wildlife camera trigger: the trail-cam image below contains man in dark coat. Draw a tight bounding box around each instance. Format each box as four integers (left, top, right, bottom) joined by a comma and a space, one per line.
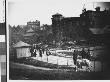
86, 49, 90, 60
81, 48, 86, 59
73, 50, 78, 65
30, 47, 34, 57
42, 48, 45, 54
39, 49, 42, 57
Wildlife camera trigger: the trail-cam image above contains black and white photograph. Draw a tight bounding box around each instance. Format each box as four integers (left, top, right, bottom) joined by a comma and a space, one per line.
0, 0, 6, 82
8, 0, 110, 80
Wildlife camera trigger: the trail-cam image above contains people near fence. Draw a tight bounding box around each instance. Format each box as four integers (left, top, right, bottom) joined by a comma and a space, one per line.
81, 48, 87, 59
46, 49, 49, 56
73, 50, 78, 65
30, 46, 34, 57
39, 49, 42, 57
80, 48, 91, 60
86, 49, 91, 60
33, 49, 37, 57
46, 50, 48, 56
42, 48, 45, 54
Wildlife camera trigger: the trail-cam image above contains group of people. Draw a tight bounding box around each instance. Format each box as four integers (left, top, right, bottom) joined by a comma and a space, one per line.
30, 44, 44, 57
30, 44, 91, 67
30, 44, 51, 57
73, 48, 91, 65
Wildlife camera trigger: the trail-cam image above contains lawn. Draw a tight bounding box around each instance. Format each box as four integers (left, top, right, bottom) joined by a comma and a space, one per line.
9, 67, 110, 80
12, 57, 75, 70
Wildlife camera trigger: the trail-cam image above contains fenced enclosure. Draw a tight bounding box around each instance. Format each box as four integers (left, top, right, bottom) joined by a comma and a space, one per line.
29, 46, 106, 72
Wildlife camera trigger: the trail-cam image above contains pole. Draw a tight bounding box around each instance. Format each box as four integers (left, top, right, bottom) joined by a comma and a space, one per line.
47, 55, 48, 63
67, 58, 68, 66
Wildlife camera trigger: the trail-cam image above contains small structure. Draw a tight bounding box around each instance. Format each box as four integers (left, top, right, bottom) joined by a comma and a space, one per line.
13, 41, 32, 58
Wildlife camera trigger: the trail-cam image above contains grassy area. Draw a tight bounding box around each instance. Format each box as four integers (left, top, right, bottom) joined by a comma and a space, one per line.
12, 57, 75, 70
9, 67, 110, 80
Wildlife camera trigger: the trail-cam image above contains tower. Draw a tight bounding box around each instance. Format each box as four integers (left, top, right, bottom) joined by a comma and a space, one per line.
51, 13, 63, 42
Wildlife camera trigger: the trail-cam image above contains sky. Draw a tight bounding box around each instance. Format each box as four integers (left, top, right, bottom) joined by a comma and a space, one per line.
8, 0, 110, 26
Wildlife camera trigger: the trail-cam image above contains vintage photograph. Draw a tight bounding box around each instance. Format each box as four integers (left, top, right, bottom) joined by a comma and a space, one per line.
8, 0, 110, 80
0, 0, 6, 82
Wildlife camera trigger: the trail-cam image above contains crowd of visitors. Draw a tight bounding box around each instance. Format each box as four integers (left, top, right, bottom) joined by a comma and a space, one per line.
30, 44, 50, 57
73, 48, 91, 65
30, 44, 91, 67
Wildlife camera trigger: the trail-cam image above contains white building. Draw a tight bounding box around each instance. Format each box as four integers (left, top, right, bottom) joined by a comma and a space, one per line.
13, 41, 32, 58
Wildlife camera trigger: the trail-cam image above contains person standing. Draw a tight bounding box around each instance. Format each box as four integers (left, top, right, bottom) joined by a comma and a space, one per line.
42, 48, 45, 54
46, 49, 49, 62
81, 48, 86, 59
73, 50, 78, 65
39, 49, 42, 57
86, 49, 90, 60
30, 46, 34, 57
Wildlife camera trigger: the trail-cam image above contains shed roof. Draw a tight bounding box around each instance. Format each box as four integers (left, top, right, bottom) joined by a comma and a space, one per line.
13, 41, 31, 48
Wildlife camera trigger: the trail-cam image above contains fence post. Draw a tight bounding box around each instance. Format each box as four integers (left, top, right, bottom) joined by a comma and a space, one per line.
57, 57, 58, 65
47, 56, 48, 63
67, 58, 68, 66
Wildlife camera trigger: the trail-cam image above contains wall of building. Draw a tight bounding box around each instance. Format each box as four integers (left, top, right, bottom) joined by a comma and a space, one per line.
27, 20, 40, 30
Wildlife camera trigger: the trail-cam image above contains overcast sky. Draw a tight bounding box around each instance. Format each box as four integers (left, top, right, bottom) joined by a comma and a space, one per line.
8, 0, 110, 26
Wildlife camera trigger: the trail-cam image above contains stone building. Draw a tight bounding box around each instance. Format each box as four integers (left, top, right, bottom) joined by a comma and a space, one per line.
27, 20, 40, 30
80, 7, 110, 30
51, 7, 110, 45
80, 7, 110, 45
51, 13, 86, 42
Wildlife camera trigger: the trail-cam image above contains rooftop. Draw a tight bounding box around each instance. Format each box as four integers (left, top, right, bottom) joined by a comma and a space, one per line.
13, 41, 31, 48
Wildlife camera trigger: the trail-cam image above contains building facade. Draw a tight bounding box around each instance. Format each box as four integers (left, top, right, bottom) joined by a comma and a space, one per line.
27, 20, 40, 30
80, 7, 110, 33
51, 7, 110, 45
51, 13, 86, 42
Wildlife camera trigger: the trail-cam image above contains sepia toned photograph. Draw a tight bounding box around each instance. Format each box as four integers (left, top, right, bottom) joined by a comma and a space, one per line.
8, 0, 110, 80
